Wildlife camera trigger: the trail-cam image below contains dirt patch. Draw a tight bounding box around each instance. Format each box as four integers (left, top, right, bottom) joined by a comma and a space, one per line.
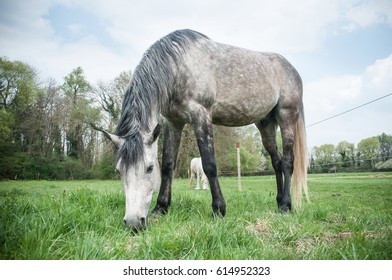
246, 219, 270, 234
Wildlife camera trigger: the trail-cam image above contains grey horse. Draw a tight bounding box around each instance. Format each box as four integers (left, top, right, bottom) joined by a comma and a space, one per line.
97, 29, 309, 231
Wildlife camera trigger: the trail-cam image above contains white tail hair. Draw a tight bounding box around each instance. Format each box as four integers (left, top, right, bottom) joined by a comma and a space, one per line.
292, 105, 310, 210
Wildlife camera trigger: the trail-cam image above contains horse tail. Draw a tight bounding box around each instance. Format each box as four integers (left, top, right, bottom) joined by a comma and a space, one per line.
292, 104, 310, 210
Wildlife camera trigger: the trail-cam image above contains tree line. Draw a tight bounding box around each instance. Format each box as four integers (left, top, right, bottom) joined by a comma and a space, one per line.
309, 133, 392, 173
1, 57, 391, 180
0, 57, 127, 179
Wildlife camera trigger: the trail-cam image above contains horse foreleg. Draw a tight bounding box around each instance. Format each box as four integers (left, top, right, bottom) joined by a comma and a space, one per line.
191, 112, 226, 217
152, 121, 184, 215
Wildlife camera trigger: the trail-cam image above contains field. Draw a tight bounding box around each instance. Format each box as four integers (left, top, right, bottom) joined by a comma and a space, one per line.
1, 173, 391, 260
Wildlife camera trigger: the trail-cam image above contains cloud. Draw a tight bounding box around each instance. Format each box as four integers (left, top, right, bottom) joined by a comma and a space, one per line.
304, 54, 392, 147
82, 0, 343, 53
363, 54, 392, 91
0, 0, 131, 82
2, 0, 391, 82
305, 75, 362, 116
341, 0, 392, 31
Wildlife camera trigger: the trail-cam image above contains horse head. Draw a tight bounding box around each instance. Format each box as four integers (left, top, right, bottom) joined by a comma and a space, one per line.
92, 123, 161, 231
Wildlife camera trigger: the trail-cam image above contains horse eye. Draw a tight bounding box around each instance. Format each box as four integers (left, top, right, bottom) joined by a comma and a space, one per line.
146, 165, 154, 174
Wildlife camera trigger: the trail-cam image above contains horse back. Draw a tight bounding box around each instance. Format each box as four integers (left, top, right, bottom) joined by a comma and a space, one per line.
170, 39, 302, 127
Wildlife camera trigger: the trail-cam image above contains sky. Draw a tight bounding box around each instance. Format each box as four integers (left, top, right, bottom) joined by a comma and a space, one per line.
0, 0, 391, 149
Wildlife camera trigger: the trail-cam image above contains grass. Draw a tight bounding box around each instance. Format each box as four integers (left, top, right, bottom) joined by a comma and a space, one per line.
0, 173, 391, 260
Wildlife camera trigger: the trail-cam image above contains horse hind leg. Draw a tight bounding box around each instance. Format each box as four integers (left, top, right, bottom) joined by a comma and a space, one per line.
256, 117, 285, 211
195, 170, 201, 190
202, 173, 209, 190
276, 107, 301, 212
189, 170, 194, 188
279, 131, 295, 212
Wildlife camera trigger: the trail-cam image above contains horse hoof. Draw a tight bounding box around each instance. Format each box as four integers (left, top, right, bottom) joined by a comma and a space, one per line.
212, 200, 226, 218
279, 204, 291, 213
211, 210, 225, 219
152, 205, 169, 216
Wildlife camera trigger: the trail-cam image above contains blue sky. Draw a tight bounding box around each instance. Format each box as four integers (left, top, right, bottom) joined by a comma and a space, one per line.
0, 0, 391, 148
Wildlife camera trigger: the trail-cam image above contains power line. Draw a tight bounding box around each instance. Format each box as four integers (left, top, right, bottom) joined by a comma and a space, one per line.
306, 92, 392, 128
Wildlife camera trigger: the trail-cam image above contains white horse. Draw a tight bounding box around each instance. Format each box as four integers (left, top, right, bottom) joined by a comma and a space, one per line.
189, 157, 208, 190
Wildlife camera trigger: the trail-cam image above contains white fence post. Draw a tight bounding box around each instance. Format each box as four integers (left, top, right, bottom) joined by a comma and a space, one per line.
236, 142, 242, 192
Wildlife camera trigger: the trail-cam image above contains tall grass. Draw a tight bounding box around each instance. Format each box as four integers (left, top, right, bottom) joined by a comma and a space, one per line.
1, 173, 391, 259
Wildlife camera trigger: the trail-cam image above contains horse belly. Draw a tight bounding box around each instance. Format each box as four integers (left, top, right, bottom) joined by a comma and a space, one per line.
211, 93, 278, 127
209, 47, 281, 126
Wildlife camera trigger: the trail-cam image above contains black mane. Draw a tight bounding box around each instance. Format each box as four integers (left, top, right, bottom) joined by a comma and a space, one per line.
115, 29, 208, 168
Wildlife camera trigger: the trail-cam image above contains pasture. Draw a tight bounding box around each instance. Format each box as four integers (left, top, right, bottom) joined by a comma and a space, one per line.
1, 173, 391, 260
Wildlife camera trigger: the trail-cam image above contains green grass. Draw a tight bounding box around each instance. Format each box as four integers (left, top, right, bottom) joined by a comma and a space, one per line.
1, 173, 391, 259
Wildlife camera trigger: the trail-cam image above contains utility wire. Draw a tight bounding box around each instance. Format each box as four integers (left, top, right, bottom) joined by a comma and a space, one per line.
306, 92, 392, 128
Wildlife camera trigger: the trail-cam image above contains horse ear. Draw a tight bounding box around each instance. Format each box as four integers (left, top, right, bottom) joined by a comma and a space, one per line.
90, 123, 124, 148
103, 131, 124, 148
153, 124, 161, 142
147, 124, 161, 145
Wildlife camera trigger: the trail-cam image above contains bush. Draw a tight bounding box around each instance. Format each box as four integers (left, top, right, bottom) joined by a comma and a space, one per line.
375, 159, 392, 171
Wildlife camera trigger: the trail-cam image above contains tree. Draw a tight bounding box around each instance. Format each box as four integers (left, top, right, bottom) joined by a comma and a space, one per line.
312, 144, 336, 172
0, 57, 38, 111
175, 124, 199, 177
336, 141, 355, 168
214, 126, 239, 174
59, 67, 102, 178
357, 137, 380, 168
0, 108, 13, 141
0, 57, 39, 144
0, 57, 40, 179
235, 125, 263, 173
93, 70, 131, 128
378, 133, 392, 161
62, 67, 92, 160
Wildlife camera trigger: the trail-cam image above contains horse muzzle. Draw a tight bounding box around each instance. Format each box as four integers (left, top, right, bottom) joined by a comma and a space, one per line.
123, 216, 147, 232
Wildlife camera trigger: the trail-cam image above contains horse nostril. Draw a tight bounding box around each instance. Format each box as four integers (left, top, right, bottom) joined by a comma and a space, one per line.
123, 217, 147, 231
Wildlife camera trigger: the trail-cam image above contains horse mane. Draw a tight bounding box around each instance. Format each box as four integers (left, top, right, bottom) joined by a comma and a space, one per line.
115, 29, 209, 169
